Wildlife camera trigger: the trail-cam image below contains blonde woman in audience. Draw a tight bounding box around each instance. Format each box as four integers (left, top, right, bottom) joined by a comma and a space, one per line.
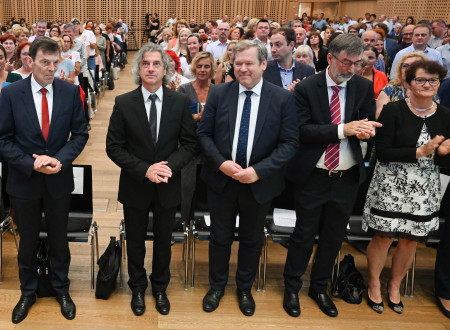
215, 40, 238, 84
172, 27, 190, 58
294, 45, 316, 71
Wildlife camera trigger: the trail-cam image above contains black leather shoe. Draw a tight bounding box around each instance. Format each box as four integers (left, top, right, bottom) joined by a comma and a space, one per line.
56, 294, 76, 320
308, 287, 338, 317
203, 288, 225, 312
153, 291, 170, 315
237, 289, 255, 316
12, 294, 36, 324
436, 297, 450, 319
131, 291, 146, 316
283, 289, 300, 317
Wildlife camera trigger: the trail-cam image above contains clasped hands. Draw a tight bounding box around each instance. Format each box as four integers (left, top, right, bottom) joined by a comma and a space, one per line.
418, 135, 450, 158
32, 154, 61, 174
219, 160, 259, 184
146, 161, 172, 183
344, 118, 383, 140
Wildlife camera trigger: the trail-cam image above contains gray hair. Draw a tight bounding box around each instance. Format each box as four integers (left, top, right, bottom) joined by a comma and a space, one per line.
328, 33, 364, 57
132, 43, 171, 86
36, 19, 47, 26
232, 39, 267, 64
64, 22, 75, 31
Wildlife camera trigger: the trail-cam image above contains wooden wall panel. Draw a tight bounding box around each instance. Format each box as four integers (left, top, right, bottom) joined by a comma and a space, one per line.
340, 1, 377, 21
376, 0, 450, 25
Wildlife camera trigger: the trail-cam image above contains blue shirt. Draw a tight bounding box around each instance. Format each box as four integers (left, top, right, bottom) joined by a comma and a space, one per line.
206, 40, 229, 60
390, 45, 443, 80
55, 58, 75, 78
437, 44, 450, 79
277, 61, 295, 89
313, 19, 328, 30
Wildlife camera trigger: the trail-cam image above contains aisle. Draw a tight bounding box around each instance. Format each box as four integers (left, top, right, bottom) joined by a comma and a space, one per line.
0, 52, 448, 329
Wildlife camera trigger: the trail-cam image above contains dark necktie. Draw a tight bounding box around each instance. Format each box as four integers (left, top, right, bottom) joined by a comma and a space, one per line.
324, 86, 342, 171
236, 91, 253, 169
40, 88, 49, 141
148, 94, 157, 144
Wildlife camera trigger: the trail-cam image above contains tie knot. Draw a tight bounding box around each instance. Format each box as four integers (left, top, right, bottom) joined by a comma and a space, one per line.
244, 90, 253, 97
40, 88, 48, 95
331, 86, 341, 94
149, 94, 157, 102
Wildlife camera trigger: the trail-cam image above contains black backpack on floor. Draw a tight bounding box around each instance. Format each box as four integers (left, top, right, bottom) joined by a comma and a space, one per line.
331, 254, 366, 304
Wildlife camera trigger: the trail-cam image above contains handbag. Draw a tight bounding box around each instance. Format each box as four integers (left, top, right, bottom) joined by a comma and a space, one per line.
95, 236, 121, 300
331, 254, 366, 304
36, 240, 56, 297
107, 71, 115, 90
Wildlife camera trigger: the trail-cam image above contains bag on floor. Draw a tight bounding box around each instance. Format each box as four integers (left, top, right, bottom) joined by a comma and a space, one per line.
95, 236, 121, 300
331, 254, 366, 304
36, 240, 56, 297
107, 71, 115, 90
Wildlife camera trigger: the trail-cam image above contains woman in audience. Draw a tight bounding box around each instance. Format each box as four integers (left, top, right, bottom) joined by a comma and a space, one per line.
0, 34, 17, 72
322, 27, 335, 46
347, 24, 360, 36
307, 30, 327, 72
12, 27, 29, 44
11, 42, 32, 78
50, 24, 61, 37
376, 52, 429, 118
61, 34, 81, 85
375, 38, 389, 74
405, 16, 415, 26
52, 37, 75, 84
359, 46, 388, 99
294, 45, 316, 70
0, 45, 22, 93
171, 19, 188, 48
172, 27, 190, 58
165, 49, 190, 91
94, 25, 107, 69
229, 27, 242, 41
215, 40, 238, 84
180, 33, 202, 81
363, 60, 450, 315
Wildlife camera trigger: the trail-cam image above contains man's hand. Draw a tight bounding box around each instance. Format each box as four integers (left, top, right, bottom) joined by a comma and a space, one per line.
145, 161, 172, 183
344, 119, 382, 137
32, 154, 62, 174
287, 79, 301, 92
417, 135, 445, 158
232, 166, 259, 184
219, 160, 242, 178
437, 138, 450, 156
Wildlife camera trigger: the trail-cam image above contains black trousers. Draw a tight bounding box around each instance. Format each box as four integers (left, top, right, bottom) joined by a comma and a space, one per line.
11, 193, 71, 296
435, 217, 450, 299
284, 169, 359, 293
123, 196, 176, 293
207, 180, 270, 291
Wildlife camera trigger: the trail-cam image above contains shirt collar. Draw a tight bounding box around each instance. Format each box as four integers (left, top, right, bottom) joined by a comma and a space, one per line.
325, 66, 347, 88
30, 74, 53, 94
239, 78, 263, 97
410, 44, 431, 53
142, 84, 163, 102
277, 60, 295, 72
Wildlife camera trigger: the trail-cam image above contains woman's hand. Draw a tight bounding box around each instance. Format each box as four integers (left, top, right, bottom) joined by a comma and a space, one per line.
417, 135, 445, 158
437, 139, 450, 156
5, 61, 14, 72
193, 106, 204, 122
59, 70, 65, 79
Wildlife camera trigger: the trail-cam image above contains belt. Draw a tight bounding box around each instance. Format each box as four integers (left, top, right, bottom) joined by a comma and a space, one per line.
88, 55, 96, 59
313, 165, 358, 178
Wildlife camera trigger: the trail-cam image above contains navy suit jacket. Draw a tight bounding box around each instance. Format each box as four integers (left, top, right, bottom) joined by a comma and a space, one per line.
263, 60, 315, 88
0, 75, 89, 199
385, 37, 398, 65
286, 71, 376, 185
197, 80, 299, 204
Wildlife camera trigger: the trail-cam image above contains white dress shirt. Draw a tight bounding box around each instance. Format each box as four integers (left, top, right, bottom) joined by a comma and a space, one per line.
31, 74, 54, 128
231, 79, 263, 167
141, 85, 163, 140
316, 68, 357, 170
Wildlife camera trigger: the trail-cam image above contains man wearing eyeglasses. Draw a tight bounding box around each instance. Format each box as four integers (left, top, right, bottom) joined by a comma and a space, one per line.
436, 32, 450, 79
390, 24, 443, 80
206, 22, 230, 60
283, 34, 380, 318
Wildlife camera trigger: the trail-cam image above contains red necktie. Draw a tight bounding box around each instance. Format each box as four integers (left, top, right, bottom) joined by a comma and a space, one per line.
324, 86, 342, 171
40, 88, 49, 141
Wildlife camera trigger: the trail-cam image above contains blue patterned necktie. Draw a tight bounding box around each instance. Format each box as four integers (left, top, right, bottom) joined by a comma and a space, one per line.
236, 91, 253, 169
148, 94, 157, 144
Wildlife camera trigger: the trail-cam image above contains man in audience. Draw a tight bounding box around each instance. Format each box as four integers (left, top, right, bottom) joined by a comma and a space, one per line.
264, 28, 315, 90
342, 15, 358, 32
165, 13, 176, 28
291, 20, 303, 29
106, 43, 197, 317
283, 33, 379, 318
0, 38, 89, 324
390, 23, 443, 79
255, 19, 273, 60
361, 30, 385, 72
206, 22, 230, 60
294, 27, 307, 49
313, 13, 328, 31
28, 19, 47, 42
379, 14, 391, 31
198, 39, 298, 317
437, 32, 450, 78
429, 19, 446, 49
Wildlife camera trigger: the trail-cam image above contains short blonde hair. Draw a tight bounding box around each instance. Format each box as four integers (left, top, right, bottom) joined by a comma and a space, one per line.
220, 40, 239, 63
391, 51, 428, 86
190, 51, 217, 79
12, 27, 30, 38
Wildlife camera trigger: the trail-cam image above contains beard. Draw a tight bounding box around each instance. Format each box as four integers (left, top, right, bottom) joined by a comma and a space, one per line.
331, 64, 355, 83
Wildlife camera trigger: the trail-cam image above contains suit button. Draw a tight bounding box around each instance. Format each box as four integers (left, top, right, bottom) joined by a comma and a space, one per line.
45, 149, 49, 152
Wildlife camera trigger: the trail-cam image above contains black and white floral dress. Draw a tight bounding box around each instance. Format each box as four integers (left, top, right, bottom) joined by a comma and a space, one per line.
362, 112, 440, 241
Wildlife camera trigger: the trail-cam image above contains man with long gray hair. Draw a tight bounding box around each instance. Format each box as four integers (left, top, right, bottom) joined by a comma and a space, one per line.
106, 43, 197, 316
283, 34, 380, 318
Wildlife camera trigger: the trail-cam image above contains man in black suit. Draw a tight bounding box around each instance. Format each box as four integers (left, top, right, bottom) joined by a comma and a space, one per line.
282, 34, 381, 318
106, 44, 197, 316
0, 38, 88, 323
263, 27, 315, 91
197, 40, 298, 316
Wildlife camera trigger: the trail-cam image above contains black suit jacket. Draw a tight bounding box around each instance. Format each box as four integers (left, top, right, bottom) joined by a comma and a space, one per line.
287, 71, 376, 185
263, 60, 315, 88
197, 80, 299, 204
106, 85, 197, 209
0, 75, 88, 199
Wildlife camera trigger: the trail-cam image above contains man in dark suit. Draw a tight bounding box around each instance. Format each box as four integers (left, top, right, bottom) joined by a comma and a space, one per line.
197, 40, 298, 316
106, 43, 197, 316
0, 38, 88, 323
263, 27, 315, 91
282, 34, 381, 318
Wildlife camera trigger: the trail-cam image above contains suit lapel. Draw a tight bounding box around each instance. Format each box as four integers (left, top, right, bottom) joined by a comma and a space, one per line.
316, 72, 332, 123
269, 62, 283, 87
158, 86, 173, 147
228, 81, 240, 147
252, 81, 271, 148
47, 80, 61, 142
21, 76, 43, 139
345, 78, 356, 123
133, 87, 155, 144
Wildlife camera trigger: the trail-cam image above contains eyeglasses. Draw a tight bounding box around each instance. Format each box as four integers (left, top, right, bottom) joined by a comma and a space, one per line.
21, 52, 30, 56
332, 54, 362, 68
412, 77, 440, 86
218, 28, 229, 31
